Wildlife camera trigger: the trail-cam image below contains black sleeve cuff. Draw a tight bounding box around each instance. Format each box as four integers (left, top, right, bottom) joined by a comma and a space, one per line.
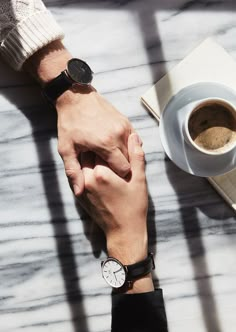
111, 288, 168, 332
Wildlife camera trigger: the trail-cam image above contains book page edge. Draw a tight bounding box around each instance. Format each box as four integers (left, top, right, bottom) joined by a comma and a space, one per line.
208, 178, 236, 212
141, 97, 160, 122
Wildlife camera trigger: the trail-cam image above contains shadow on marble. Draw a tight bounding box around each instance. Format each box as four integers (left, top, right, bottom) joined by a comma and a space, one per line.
0, 64, 90, 332
45, 0, 236, 12
74, 200, 107, 259
2, 1, 236, 332
164, 159, 235, 332
134, 2, 236, 332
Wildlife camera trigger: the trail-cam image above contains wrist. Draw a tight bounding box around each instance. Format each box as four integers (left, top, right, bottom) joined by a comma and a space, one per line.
24, 39, 72, 84
55, 84, 96, 111
107, 234, 148, 265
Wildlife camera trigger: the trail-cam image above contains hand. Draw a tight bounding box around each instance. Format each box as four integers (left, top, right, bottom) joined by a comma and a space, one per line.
79, 133, 147, 258
56, 86, 133, 196
79, 133, 154, 293
24, 40, 133, 196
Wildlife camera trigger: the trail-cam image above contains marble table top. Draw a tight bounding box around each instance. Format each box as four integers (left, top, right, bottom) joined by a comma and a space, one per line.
1, 0, 236, 331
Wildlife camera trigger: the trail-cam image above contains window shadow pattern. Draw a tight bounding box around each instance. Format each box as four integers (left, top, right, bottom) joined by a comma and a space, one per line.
1, 1, 236, 332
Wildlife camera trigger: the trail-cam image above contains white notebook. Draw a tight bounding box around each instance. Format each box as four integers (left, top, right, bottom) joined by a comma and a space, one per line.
141, 38, 236, 212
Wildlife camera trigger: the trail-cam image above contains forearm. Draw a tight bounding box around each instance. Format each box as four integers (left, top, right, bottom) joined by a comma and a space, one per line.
107, 222, 154, 294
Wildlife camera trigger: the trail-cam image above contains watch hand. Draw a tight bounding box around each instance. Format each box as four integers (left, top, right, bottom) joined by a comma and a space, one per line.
114, 267, 123, 274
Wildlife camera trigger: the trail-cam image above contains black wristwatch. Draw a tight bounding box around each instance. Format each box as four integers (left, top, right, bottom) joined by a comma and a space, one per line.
101, 252, 155, 289
42, 58, 93, 104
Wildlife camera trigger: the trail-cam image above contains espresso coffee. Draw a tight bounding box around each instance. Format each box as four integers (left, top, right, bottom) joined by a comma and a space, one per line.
188, 101, 236, 153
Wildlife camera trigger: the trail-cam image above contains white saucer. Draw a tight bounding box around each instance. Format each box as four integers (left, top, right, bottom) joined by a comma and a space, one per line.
159, 82, 236, 177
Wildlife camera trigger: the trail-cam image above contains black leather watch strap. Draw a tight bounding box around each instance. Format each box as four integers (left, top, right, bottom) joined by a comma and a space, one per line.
126, 252, 155, 281
42, 70, 73, 104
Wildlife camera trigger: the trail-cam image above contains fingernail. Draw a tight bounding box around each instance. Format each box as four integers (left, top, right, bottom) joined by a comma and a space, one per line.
132, 133, 143, 146
73, 184, 81, 196
138, 135, 143, 146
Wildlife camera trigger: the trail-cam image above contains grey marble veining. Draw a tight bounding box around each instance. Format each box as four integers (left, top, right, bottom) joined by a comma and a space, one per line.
1, 0, 236, 331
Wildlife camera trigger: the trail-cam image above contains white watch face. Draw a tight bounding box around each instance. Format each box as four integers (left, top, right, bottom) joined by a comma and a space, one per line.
102, 258, 127, 288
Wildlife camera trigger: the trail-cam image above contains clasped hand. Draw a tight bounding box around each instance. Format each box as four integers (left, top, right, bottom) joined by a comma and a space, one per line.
56, 87, 134, 196
78, 133, 148, 265
56, 85, 149, 265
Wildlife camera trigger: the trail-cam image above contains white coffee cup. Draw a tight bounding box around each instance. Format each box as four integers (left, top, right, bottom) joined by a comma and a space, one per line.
182, 97, 236, 156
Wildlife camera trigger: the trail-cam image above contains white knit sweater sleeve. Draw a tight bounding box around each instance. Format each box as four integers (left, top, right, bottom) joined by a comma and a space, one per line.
0, 0, 64, 70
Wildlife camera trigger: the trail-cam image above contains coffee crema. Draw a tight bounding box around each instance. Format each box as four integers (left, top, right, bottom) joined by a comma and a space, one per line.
188, 102, 236, 152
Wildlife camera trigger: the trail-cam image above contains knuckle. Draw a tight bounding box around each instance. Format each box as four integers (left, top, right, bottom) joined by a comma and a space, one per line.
94, 166, 108, 184
117, 118, 130, 136
114, 122, 126, 137
100, 134, 113, 149
57, 142, 67, 157
96, 138, 115, 160
64, 168, 77, 180
123, 117, 132, 131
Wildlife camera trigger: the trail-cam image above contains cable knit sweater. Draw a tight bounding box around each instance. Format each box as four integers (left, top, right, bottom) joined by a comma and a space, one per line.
0, 0, 64, 70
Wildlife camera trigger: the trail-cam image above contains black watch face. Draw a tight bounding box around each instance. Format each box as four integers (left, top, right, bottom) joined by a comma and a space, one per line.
67, 58, 93, 85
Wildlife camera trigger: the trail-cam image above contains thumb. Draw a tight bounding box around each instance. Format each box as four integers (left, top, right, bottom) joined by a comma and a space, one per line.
128, 133, 145, 174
